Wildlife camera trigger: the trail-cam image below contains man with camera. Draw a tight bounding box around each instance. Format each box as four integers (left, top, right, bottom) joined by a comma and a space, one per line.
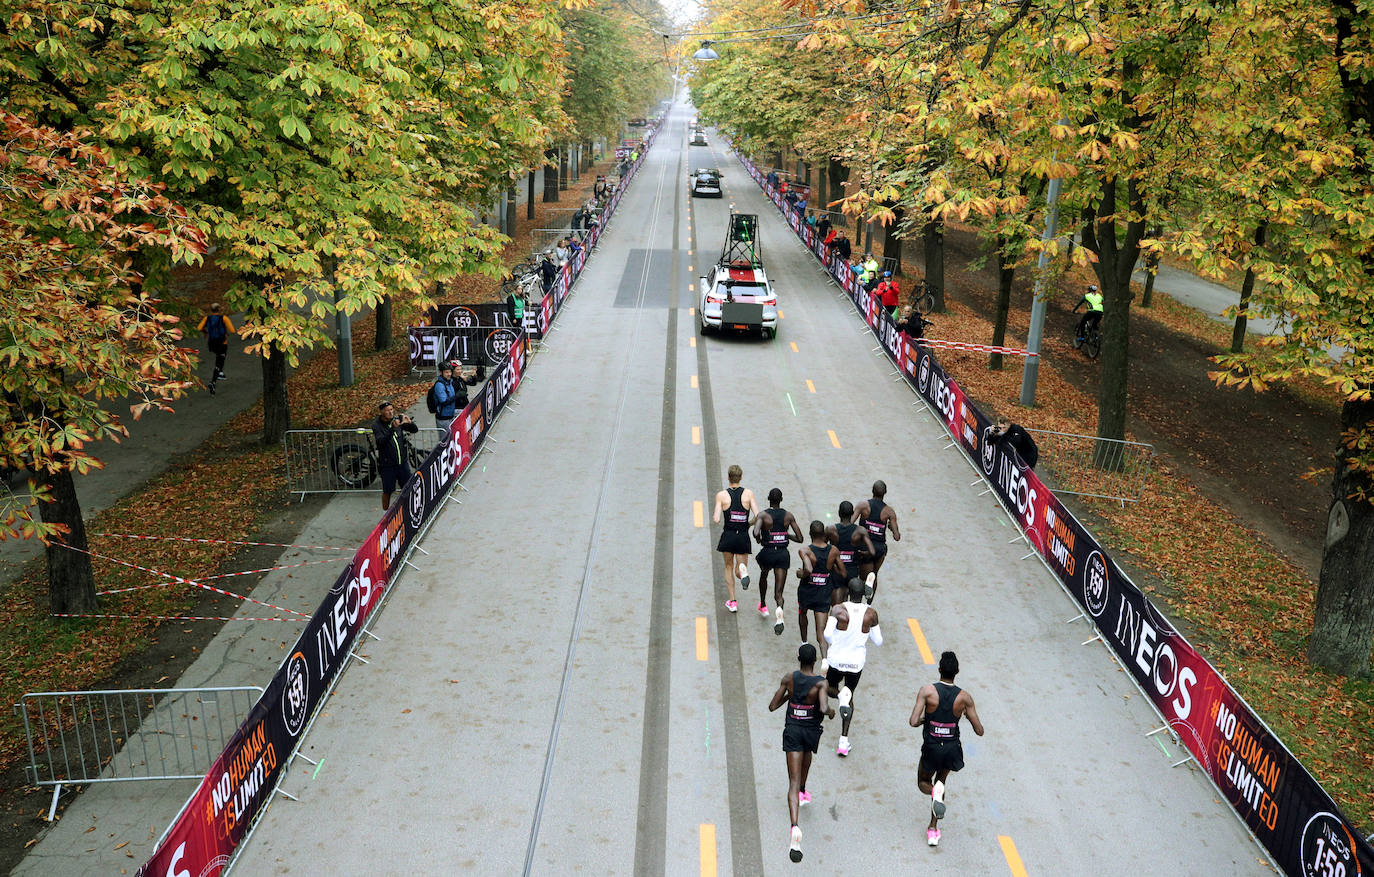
991, 415, 1039, 470
372, 400, 420, 512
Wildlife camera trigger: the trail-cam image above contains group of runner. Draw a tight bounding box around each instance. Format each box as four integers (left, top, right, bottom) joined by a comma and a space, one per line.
712, 464, 985, 863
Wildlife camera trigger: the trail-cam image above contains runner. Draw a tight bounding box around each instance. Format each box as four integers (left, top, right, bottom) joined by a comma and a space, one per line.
853, 480, 901, 603
909, 651, 985, 847
827, 501, 875, 607
751, 488, 803, 633
712, 464, 760, 613
767, 642, 834, 863
824, 578, 883, 757
796, 520, 844, 668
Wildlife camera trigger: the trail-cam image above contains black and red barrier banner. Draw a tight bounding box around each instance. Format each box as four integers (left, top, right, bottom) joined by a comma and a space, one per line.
738, 153, 1374, 877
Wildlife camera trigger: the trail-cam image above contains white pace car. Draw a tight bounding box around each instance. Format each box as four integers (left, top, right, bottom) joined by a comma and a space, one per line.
698, 262, 778, 339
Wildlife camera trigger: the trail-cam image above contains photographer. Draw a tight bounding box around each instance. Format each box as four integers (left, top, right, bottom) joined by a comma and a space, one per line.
991, 415, 1039, 470
372, 400, 420, 511
895, 305, 932, 341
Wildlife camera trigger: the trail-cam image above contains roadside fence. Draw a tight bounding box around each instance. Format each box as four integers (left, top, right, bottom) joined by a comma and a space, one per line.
283, 427, 446, 499
1028, 429, 1155, 505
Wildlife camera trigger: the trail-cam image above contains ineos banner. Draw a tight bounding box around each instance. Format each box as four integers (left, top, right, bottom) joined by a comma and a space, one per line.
741, 155, 1374, 877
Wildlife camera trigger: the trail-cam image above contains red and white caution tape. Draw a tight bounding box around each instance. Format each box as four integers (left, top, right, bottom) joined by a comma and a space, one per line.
92, 533, 353, 552
915, 337, 1038, 357
53, 613, 298, 623
55, 543, 311, 618
97, 559, 338, 595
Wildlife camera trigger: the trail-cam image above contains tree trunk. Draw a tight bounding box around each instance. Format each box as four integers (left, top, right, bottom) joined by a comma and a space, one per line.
543, 150, 559, 203
558, 146, 569, 191
1231, 221, 1267, 354
818, 159, 829, 214
527, 170, 537, 219
261, 340, 290, 445
505, 188, 517, 238
827, 160, 850, 225
375, 295, 392, 351
881, 204, 904, 275
922, 217, 946, 313
1140, 250, 1160, 307
1310, 395, 1374, 676
1081, 175, 1147, 466
990, 238, 1015, 371
36, 467, 96, 615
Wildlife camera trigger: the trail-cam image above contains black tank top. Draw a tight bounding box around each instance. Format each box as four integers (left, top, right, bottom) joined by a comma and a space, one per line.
923, 681, 962, 745
724, 487, 748, 532
765, 507, 790, 547
806, 544, 832, 590
834, 522, 859, 570
863, 498, 887, 543
785, 671, 825, 727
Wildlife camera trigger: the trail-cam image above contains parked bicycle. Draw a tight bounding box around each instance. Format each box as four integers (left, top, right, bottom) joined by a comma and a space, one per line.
912, 281, 936, 316
330, 431, 428, 489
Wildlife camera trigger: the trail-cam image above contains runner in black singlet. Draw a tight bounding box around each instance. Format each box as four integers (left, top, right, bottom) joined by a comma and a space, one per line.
909, 651, 984, 848
752, 488, 804, 633
712, 464, 759, 613
827, 501, 875, 607
853, 480, 901, 604
768, 642, 834, 863
796, 520, 844, 668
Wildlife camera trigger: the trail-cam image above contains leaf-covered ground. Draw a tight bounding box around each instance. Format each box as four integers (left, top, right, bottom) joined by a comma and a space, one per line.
0, 165, 613, 858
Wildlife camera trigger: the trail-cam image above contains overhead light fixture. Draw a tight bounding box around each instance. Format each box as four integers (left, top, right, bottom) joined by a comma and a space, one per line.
693, 41, 720, 61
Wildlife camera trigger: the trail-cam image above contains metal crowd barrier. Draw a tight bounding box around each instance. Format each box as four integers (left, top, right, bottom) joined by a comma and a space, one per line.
1028, 429, 1156, 504
283, 427, 446, 499
16, 686, 263, 820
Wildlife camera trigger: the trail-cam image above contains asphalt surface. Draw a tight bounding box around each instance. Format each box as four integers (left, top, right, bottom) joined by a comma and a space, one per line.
214, 103, 1273, 875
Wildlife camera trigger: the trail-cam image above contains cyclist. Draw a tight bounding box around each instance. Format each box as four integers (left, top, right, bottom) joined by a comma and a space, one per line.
1073, 284, 1104, 348
373, 401, 419, 512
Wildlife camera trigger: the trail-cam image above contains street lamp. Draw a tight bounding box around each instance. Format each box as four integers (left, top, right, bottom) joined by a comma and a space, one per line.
692, 41, 720, 60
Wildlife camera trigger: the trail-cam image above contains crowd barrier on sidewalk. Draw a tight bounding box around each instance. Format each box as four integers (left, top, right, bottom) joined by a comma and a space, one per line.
1028, 428, 1155, 505
738, 152, 1374, 877
133, 121, 659, 877
283, 427, 446, 498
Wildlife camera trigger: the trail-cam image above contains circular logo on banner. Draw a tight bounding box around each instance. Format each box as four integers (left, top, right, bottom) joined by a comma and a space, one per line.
484, 328, 517, 363
485, 377, 496, 417
1083, 550, 1110, 617
981, 427, 997, 475
282, 651, 309, 737
1300, 812, 1361, 877
452, 307, 478, 329
406, 472, 425, 532
918, 354, 932, 395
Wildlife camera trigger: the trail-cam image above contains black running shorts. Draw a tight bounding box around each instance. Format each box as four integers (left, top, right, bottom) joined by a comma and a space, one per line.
757, 546, 790, 571
783, 723, 823, 753
919, 740, 965, 774
797, 584, 832, 612
869, 541, 888, 562
826, 667, 863, 693
717, 530, 751, 554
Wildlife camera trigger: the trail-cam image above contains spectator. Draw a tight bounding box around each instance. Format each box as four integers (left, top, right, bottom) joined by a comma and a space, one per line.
992, 416, 1039, 469
832, 230, 852, 261
816, 213, 832, 242
572, 204, 586, 231
895, 305, 932, 340
876, 271, 900, 317
539, 251, 558, 294
593, 175, 608, 200
766, 170, 779, 189
506, 285, 526, 325
569, 236, 584, 260
554, 238, 570, 267
428, 361, 480, 434
196, 303, 235, 394
372, 400, 419, 511
586, 211, 601, 234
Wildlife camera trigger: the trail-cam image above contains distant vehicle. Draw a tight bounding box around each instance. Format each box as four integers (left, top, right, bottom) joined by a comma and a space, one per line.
628, 117, 647, 127
691, 129, 708, 146
690, 167, 722, 198
699, 213, 778, 339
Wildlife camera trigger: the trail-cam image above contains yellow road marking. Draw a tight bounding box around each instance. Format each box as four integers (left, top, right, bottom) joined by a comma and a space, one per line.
690, 337, 697, 348
695, 618, 710, 662
689, 307, 695, 316
779, 310, 785, 319
699, 823, 717, 874
999, 836, 1028, 877
907, 618, 936, 665
828, 429, 842, 449
693, 501, 704, 528
805, 379, 816, 394
789, 342, 799, 353
692, 426, 701, 445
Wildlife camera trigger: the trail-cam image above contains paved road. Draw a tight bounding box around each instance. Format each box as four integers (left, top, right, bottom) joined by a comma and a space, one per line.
222, 104, 1269, 875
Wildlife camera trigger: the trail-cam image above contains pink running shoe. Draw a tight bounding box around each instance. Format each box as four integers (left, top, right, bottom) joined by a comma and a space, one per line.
726, 599, 738, 613
758, 603, 769, 617
927, 828, 940, 847
798, 790, 811, 807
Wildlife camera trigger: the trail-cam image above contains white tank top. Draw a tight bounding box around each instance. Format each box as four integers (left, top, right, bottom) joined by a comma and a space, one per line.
826, 602, 879, 673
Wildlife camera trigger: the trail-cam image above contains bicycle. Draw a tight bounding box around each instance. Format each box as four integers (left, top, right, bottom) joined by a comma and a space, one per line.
330, 432, 428, 489
1073, 323, 1102, 359
912, 283, 936, 316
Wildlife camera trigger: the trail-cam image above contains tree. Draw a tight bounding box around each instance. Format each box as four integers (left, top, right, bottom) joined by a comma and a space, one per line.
0, 114, 205, 612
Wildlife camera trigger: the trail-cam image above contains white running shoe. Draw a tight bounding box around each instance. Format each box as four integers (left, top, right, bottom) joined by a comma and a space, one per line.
931, 780, 946, 819
836, 735, 850, 757
737, 562, 750, 590
789, 825, 803, 862
774, 606, 785, 635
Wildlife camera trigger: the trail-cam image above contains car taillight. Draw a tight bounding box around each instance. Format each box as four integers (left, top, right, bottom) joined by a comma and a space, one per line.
707, 295, 722, 304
